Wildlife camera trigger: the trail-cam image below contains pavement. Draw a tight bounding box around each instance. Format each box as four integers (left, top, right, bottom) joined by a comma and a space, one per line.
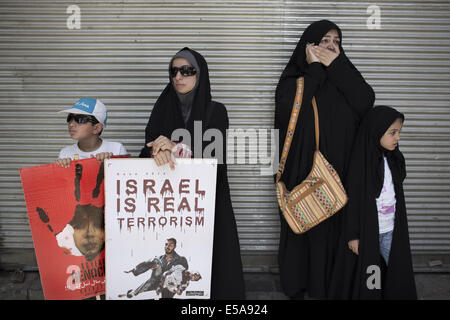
0, 270, 449, 300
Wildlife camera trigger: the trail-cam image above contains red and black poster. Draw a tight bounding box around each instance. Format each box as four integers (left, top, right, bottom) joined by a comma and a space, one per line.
20, 157, 125, 299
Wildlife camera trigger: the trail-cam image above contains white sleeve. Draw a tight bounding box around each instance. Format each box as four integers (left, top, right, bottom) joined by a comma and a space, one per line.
58, 148, 68, 159
119, 143, 128, 156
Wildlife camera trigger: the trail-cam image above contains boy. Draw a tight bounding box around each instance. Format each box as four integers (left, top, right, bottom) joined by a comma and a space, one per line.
56, 97, 127, 167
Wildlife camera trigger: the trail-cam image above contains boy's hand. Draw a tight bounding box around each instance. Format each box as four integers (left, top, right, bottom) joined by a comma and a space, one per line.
93, 152, 113, 162
55, 158, 72, 168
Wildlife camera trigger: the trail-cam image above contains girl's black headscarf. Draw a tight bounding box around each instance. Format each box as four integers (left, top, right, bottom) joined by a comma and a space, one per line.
353, 106, 405, 201
339, 106, 416, 299
139, 47, 213, 157
346, 106, 406, 237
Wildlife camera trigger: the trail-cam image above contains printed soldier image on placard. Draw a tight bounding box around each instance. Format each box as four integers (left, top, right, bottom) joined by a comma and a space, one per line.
118, 237, 201, 299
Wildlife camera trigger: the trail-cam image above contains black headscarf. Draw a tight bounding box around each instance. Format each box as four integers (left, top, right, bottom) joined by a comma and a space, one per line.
139, 47, 212, 157
329, 106, 417, 300
280, 19, 343, 80
274, 20, 375, 299
170, 49, 200, 125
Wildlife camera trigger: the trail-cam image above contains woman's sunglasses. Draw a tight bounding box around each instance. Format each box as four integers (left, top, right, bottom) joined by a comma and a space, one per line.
67, 113, 99, 125
170, 65, 197, 77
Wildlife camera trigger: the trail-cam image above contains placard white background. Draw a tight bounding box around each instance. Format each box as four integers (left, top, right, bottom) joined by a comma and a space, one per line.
104, 158, 217, 300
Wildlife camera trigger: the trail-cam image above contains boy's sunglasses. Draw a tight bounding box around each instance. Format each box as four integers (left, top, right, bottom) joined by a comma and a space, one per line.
170, 65, 197, 77
67, 113, 99, 125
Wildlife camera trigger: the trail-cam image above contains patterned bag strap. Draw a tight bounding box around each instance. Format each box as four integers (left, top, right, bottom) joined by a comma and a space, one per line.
276, 77, 321, 183
312, 96, 320, 151
276, 77, 304, 183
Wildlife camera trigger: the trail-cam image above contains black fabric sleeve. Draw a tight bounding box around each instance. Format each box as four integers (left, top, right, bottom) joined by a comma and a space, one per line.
206, 102, 229, 182
326, 54, 375, 119
344, 163, 363, 243
206, 102, 228, 157
303, 62, 327, 95
139, 144, 153, 158
138, 101, 164, 158
345, 205, 360, 243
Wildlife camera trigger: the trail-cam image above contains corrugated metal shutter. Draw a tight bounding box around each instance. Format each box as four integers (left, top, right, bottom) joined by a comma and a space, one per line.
1, 0, 449, 271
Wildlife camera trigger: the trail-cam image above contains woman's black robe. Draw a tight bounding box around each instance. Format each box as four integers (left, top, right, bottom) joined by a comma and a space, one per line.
139, 47, 245, 300
274, 20, 375, 298
329, 106, 417, 299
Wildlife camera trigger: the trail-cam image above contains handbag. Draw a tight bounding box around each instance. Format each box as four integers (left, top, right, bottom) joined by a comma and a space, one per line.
275, 77, 348, 234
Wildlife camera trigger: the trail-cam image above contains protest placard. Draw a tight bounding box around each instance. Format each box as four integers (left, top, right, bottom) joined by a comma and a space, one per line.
104, 158, 217, 300
20, 158, 109, 299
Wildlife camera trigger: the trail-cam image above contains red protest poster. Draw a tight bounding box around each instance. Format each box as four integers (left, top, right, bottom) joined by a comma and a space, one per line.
20, 157, 121, 300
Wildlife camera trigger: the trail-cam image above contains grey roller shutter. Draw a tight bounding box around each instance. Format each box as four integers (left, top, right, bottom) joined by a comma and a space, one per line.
0, 0, 449, 271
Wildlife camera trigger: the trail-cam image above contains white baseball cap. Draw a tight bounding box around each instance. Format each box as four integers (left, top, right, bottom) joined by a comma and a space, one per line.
59, 98, 108, 128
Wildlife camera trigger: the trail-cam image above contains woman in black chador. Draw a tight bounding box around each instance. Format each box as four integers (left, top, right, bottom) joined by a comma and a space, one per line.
329, 106, 417, 299
139, 47, 245, 299
275, 20, 375, 299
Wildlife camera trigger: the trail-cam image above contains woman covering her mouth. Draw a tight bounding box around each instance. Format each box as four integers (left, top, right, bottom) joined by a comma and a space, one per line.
275, 19, 375, 299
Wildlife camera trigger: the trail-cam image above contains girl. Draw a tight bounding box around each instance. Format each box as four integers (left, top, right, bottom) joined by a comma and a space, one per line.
332, 106, 417, 299
139, 47, 245, 299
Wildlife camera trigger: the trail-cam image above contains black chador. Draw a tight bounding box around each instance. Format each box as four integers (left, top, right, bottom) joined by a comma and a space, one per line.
329, 106, 417, 299
275, 20, 375, 299
139, 47, 245, 299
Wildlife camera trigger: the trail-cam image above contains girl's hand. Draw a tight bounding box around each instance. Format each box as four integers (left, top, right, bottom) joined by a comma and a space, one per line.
348, 239, 359, 255
147, 136, 177, 155
310, 45, 340, 67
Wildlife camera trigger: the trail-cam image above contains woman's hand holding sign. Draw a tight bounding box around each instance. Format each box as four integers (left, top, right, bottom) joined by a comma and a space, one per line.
146, 135, 177, 170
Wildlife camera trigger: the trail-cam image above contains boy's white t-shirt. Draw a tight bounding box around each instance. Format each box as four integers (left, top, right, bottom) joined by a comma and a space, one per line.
58, 139, 127, 160
376, 156, 396, 234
